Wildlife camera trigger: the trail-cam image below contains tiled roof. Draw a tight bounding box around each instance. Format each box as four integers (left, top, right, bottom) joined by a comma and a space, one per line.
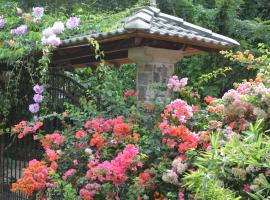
60, 6, 239, 48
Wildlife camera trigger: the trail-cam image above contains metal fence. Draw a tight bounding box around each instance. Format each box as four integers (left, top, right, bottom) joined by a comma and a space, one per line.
0, 134, 42, 200
0, 73, 87, 200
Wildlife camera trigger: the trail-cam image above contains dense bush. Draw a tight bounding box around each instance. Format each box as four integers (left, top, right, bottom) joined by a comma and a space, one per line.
8, 49, 270, 199
2, 1, 270, 200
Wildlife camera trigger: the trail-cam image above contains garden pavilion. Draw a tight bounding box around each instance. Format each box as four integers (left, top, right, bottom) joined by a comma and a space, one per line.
52, 6, 239, 102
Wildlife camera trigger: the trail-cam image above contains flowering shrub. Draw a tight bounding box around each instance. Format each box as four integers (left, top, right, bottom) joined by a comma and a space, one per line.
7, 41, 270, 200
11, 159, 51, 196
11, 114, 143, 199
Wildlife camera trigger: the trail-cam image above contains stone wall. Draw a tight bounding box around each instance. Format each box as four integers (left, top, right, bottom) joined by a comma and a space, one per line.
129, 46, 183, 104
137, 63, 174, 103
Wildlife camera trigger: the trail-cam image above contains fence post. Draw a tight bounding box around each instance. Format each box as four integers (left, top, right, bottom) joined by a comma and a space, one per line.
0, 135, 4, 199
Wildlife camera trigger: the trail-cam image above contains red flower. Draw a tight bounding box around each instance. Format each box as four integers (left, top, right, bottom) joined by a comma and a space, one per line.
124, 90, 137, 98
139, 171, 152, 184
113, 122, 131, 135
204, 96, 217, 104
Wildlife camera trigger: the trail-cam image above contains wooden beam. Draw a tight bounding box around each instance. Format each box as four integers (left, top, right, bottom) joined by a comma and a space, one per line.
53, 50, 129, 66
53, 37, 186, 65
53, 38, 135, 62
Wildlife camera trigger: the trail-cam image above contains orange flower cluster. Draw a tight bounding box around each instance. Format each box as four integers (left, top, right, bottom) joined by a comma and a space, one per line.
170, 126, 199, 153
11, 160, 50, 196
208, 105, 224, 114
90, 133, 104, 149
113, 122, 131, 135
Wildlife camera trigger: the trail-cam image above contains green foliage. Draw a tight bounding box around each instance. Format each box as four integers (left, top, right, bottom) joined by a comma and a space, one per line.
184, 120, 270, 199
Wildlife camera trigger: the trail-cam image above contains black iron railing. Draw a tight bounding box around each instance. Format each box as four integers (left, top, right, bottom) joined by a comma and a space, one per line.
0, 73, 87, 200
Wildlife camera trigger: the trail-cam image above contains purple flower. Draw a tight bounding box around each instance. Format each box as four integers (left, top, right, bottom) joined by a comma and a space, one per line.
33, 115, 38, 121
29, 103, 40, 113
32, 7, 44, 18
52, 21, 65, 34
33, 84, 44, 94
66, 17, 80, 29
33, 94, 43, 103
43, 35, 61, 47
42, 28, 54, 37
10, 25, 28, 35
0, 16, 5, 29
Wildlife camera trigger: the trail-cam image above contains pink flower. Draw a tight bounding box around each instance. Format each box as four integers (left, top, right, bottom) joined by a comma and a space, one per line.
161, 99, 193, 125
222, 89, 241, 101
45, 133, 65, 145
243, 184, 251, 193
178, 192, 185, 200
86, 144, 139, 186
46, 149, 59, 162
166, 138, 177, 149
62, 169, 77, 180
33, 121, 43, 131
167, 76, 188, 91
49, 161, 58, 171
72, 160, 78, 166
75, 130, 87, 139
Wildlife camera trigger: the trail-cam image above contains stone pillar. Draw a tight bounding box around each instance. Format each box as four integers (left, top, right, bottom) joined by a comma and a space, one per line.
128, 47, 183, 104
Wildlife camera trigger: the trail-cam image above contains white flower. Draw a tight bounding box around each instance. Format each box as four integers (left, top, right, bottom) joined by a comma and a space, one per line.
85, 148, 93, 155
162, 169, 178, 184
172, 157, 187, 175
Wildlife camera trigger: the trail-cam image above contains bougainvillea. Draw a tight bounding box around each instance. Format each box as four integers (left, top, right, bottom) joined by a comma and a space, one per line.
167, 76, 188, 92
12, 120, 43, 138
11, 160, 51, 196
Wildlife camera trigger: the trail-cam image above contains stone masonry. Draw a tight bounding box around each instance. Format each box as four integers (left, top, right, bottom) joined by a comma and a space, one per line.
128, 47, 183, 103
